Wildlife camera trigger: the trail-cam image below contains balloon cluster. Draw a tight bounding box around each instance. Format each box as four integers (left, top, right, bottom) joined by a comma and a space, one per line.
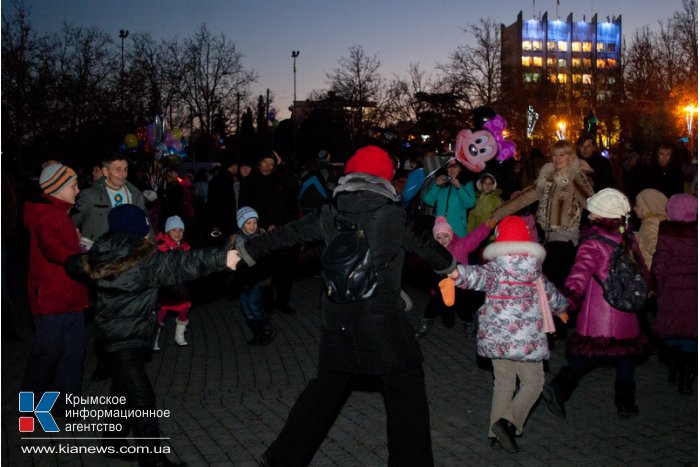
121, 115, 188, 163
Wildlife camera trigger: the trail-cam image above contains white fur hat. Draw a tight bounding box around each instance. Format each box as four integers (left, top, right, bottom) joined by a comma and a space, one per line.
587, 188, 631, 219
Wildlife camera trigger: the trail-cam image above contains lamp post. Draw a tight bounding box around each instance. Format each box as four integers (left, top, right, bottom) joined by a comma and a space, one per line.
291, 51, 300, 102
119, 29, 129, 117
684, 104, 697, 162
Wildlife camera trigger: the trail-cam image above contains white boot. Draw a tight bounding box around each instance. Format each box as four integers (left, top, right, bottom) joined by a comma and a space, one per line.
152, 327, 162, 351
174, 320, 189, 346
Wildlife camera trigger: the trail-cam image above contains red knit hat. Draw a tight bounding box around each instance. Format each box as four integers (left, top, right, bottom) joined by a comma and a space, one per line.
344, 145, 394, 181
495, 216, 531, 242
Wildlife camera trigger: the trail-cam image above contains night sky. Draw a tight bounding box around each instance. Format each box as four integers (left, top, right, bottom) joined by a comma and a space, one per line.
6, 0, 685, 119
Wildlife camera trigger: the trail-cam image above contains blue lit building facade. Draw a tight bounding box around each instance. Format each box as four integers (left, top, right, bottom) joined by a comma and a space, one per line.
501, 11, 622, 143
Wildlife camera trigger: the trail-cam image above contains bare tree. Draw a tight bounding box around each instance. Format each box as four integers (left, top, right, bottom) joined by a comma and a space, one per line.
437, 18, 501, 111
178, 24, 257, 137
382, 63, 433, 125
326, 45, 384, 142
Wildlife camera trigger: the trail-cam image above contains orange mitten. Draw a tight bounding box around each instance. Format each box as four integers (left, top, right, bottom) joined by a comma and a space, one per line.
439, 278, 456, 307
558, 312, 569, 324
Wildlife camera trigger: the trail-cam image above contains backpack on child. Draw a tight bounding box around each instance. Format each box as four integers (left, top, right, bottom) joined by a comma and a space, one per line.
587, 234, 648, 312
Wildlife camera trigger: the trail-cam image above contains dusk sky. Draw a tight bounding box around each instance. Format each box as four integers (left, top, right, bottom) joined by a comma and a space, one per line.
6, 0, 685, 120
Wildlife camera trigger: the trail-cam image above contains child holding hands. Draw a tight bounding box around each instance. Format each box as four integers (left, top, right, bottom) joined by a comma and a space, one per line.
452, 216, 568, 452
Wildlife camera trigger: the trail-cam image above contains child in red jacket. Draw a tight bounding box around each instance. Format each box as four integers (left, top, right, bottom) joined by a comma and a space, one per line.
153, 215, 192, 349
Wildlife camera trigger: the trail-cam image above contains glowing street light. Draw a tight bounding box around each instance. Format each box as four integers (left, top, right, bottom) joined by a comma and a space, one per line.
684, 104, 698, 162
556, 120, 567, 140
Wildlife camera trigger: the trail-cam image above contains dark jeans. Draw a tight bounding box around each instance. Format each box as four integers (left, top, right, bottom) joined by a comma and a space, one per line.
22, 312, 86, 412
567, 355, 635, 384
542, 240, 576, 288
265, 366, 434, 467
264, 247, 297, 309
105, 348, 160, 465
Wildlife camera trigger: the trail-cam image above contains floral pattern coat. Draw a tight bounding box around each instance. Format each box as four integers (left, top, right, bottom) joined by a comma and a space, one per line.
455, 254, 567, 362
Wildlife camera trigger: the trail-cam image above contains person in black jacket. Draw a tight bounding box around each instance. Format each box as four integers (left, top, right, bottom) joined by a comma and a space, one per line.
231, 146, 457, 467
66, 204, 238, 467
577, 133, 615, 190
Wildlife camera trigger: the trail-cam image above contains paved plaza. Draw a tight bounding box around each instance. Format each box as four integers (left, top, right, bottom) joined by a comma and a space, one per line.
2, 274, 698, 466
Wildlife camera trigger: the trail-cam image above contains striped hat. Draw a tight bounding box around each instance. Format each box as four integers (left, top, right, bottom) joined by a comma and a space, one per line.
39, 163, 77, 196
236, 206, 258, 229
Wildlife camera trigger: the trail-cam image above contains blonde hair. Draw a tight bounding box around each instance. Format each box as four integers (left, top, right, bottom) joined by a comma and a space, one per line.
550, 140, 576, 157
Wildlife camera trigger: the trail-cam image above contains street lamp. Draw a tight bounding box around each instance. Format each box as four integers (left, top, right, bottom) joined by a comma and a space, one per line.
291, 51, 300, 102
119, 29, 129, 116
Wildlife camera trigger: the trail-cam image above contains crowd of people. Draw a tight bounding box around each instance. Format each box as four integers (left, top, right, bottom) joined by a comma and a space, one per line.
2, 130, 697, 466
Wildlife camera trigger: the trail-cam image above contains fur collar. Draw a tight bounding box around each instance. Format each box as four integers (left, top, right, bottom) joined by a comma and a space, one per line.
483, 241, 546, 261
83, 233, 157, 280
536, 158, 592, 192
333, 173, 400, 202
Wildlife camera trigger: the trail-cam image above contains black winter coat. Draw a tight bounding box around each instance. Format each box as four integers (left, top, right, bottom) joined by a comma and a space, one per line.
66, 232, 227, 351
238, 173, 456, 375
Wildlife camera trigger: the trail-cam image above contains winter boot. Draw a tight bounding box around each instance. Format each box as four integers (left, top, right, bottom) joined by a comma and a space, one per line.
152, 327, 163, 351
615, 381, 639, 418
174, 320, 189, 346
490, 418, 519, 453
665, 345, 682, 384
678, 352, 696, 396
247, 321, 261, 346
415, 318, 435, 338
542, 366, 578, 419
258, 321, 276, 346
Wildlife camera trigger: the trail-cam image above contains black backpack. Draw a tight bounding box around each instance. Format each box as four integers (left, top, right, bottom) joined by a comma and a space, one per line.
587, 234, 648, 312
320, 209, 378, 304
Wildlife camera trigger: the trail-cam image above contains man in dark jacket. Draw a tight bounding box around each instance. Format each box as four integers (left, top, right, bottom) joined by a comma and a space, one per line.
232, 146, 457, 466
66, 204, 238, 467
577, 133, 615, 190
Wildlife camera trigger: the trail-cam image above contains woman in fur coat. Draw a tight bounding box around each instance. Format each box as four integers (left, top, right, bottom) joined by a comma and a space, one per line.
490, 140, 594, 286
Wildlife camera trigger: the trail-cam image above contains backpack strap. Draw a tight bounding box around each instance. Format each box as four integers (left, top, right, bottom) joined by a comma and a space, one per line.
584, 234, 619, 287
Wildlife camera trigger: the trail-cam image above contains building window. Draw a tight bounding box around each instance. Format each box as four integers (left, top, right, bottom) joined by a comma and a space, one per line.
607, 43, 616, 52
571, 41, 582, 52
532, 73, 541, 82
582, 74, 592, 84
597, 42, 605, 52
608, 76, 616, 84
597, 59, 606, 68
583, 58, 592, 68
557, 73, 568, 83
558, 58, 567, 68
523, 73, 533, 83
557, 41, 568, 52
547, 41, 556, 51
572, 58, 582, 68
533, 56, 543, 67
547, 57, 556, 67
572, 74, 583, 83
550, 74, 558, 83
522, 40, 532, 51
522, 56, 532, 66
532, 40, 543, 51
582, 42, 592, 52
607, 58, 617, 68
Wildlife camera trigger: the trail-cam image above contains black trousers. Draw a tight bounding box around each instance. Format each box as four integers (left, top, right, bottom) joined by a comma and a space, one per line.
422, 287, 482, 324
542, 240, 576, 288
265, 366, 434, 467
105, 348, 160, 465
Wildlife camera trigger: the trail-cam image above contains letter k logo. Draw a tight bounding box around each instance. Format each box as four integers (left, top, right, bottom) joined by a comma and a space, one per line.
19, 392, 59, 432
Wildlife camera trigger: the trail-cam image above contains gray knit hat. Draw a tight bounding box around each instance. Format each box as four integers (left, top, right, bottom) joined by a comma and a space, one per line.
236, 206, 258, 229
587, 188, 631, 219
39, 163, 77, 195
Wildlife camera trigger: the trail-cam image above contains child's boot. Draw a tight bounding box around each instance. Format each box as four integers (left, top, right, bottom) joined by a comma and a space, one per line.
542, 366, 578, 419
615, 381, 639, 418
415, 318, 434, 338
258, 321, 276, 346
152, 323, 164, 351
678, 352, 696, 396
247, 321, 260, 346
174, 319, 189, 346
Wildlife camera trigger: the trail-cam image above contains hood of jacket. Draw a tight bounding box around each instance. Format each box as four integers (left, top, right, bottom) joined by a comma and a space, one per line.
82, 232, 157, 280
636, 189, 668, 220
491, 254, 543, 283
333, 173, 400, 213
